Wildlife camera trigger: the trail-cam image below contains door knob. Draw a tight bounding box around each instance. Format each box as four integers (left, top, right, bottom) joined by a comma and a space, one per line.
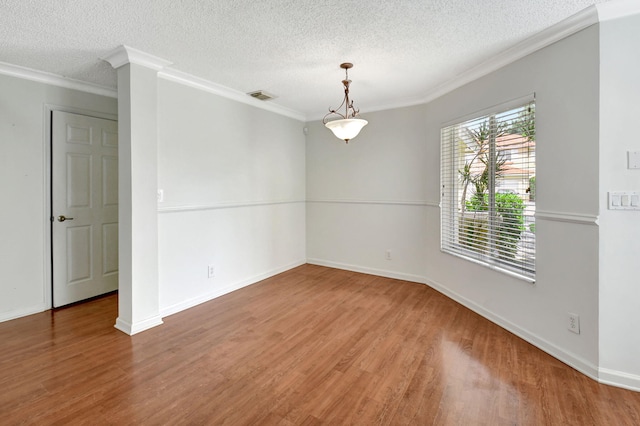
57, 215, 74, 222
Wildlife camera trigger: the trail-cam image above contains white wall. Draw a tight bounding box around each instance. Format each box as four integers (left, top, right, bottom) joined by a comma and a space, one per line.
307, 25, 602, 378
0, 69, 306, 325
156, 79, 306, 315
306, 105, 431, 282
598, 11, 640, 389
0, 74, 116, 322
2, 3, 638, 392
425, 26, 601, 376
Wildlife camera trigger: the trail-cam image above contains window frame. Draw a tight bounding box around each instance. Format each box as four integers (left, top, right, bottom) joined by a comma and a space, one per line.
440, 95, 536, 282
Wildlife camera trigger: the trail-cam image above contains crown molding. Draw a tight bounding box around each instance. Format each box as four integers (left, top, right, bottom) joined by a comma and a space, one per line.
101, 45, 173, 70
100, 45, 304, 121
420, 5, 600, 104
307, 4, 602, 121
0, 60, 117, 98
362, 94, 427, 116
305, 93, 427, 122
159, 68, 306, 122
6, 0, 639, 121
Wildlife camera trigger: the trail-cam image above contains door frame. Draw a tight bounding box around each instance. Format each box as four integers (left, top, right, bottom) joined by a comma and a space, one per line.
43, 104, 118, 309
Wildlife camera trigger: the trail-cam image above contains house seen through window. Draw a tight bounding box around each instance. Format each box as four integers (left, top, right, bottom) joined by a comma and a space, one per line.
440, 100, 536, 280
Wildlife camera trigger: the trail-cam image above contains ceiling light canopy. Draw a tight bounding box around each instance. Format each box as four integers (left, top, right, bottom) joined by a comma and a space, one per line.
323, 63, 368, 143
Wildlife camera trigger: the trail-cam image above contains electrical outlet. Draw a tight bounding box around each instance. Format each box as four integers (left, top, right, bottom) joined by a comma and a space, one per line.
157, 189, 164, 202
386, 249, 392, 260
567, 313, 580, 334
207, 265, 215, 279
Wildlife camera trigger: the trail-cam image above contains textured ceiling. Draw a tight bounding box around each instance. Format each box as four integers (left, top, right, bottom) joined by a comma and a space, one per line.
0, 0, 611, 120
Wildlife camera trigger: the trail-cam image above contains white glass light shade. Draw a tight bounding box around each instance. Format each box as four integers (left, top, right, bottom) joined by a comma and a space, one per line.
324, 118, 368, 142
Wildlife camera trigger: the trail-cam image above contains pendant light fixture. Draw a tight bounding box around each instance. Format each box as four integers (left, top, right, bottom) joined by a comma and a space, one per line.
323, 62, 368, 143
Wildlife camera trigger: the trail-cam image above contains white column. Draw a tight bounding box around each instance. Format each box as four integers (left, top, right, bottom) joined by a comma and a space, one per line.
102, 46, 172, 335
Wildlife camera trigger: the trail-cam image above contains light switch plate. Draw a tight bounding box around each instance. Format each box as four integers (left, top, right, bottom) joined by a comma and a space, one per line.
609, 191, 640, 210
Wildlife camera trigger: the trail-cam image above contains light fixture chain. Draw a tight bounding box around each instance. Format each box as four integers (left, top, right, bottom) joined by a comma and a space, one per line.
322, 62, 368, 143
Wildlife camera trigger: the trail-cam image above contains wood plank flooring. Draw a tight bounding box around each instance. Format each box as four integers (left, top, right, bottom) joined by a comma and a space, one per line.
1, 264, 639, 425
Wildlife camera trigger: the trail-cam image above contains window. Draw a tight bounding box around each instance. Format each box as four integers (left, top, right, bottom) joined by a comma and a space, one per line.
440, 99, 535, 280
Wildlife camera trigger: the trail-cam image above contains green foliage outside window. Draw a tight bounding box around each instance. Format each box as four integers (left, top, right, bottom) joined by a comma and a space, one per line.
463, 192, 525, 259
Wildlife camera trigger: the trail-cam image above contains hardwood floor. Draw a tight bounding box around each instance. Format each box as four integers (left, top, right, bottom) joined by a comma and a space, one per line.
1, 264, 639, 425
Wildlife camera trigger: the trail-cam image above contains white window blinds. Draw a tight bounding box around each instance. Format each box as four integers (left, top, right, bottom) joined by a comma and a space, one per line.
440, 100, 536, 280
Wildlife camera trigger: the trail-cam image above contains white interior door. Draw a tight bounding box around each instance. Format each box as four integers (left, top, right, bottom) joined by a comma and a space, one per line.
52, 111, 118, 307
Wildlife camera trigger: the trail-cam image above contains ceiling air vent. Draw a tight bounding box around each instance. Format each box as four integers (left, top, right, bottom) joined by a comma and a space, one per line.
248, 90, 276, 101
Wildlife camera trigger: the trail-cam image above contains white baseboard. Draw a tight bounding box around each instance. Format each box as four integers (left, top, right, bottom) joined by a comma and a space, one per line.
0, 304, 46, 323
304, 259, 613, 388
114, 315, 164, 336
599, 368, 640, 392
306, 258, 426, 284
160, 259, 307, 318
423, 276, 601, 382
